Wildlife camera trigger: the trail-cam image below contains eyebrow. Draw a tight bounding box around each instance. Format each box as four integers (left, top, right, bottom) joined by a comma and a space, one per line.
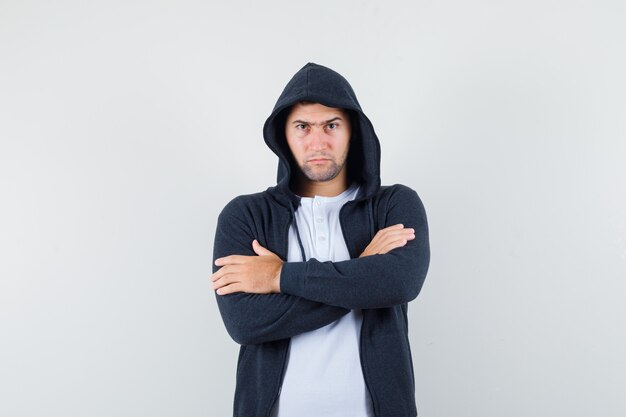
290, 117, 343, 126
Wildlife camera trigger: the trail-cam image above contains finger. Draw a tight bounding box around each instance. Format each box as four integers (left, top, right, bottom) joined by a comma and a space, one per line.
379, 228, 414, 237
216, 282, 244, 296
372, 224, 402, 239
252, 239, 275, 256
389, 230, 415, 241
375, 235, 416, 255
210, 268, 225, 282
372, 227, 412, 243
213, 272, 242, 290
211, 265, 244, 282
383, 223, 404, 231
215, 255, 247, 266
363, 226, 413, 257
373, 229, 414, 248
211, 264, 231, 281
213, 274, 232, 290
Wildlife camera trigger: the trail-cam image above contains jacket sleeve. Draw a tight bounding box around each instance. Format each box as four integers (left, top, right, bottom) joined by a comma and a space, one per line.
212, 197, 350, 345
280, 185, 430, 310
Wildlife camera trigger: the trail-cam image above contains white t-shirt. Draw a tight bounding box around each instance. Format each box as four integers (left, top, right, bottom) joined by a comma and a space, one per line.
271, 183, 374, 417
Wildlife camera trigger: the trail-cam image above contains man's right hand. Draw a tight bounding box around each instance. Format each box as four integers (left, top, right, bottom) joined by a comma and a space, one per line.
359, 224, 415, 257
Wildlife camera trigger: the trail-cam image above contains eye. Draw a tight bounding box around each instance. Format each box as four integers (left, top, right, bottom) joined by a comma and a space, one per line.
296, 123, 308, 130
327, 123, 337, 130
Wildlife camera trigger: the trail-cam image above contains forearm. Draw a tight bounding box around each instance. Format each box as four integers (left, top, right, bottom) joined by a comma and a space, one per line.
280, 185, 430, 309
213, 199, 350, 345
280, 242, 429, 309
214, 291, 349, 345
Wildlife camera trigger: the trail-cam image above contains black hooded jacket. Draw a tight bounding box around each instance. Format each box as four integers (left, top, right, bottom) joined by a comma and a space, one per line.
212, 63, 430, 417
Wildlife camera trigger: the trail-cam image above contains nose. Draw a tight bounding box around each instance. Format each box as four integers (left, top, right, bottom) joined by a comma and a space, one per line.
309, 127, 328, 150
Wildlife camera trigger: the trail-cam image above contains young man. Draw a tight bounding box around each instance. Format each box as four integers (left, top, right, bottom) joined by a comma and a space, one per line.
211, 63, 430, 417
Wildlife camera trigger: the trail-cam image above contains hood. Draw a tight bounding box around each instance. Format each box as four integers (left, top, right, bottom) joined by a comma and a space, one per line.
263, 63, 381, 207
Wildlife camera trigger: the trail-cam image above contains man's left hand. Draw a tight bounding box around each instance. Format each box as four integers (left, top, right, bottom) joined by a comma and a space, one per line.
211, 240, 283, 295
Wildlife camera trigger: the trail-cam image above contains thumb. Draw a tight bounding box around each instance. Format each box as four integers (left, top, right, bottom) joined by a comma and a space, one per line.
252, 239, 274, 256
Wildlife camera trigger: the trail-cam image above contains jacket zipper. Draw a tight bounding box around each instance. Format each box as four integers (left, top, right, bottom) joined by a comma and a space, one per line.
359, 319, 378, 417
339, 201, 379, 417
265, 209, 296, 417
266, 339, 290, 417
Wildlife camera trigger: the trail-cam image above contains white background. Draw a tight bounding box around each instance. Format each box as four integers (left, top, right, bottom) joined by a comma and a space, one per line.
1, 1, 625, 416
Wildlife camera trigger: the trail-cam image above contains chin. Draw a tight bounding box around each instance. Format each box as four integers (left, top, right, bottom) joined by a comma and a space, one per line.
307, 173, 340, 182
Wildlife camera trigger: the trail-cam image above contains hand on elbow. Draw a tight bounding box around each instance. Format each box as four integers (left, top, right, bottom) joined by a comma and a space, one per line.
359, 224, 415, 258
211, 240, 283, 295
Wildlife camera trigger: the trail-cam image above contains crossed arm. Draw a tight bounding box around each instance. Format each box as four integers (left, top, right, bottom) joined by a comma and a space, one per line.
211, 186, 429, 344
211, 223, 415, 295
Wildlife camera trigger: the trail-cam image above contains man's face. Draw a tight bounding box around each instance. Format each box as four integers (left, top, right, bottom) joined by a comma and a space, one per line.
284, 102, 351, 182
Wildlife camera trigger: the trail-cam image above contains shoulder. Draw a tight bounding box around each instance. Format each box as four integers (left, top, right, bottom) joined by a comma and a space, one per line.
378, 183, 425, 206
218, 191, 271, 220
374, 184, 428, 225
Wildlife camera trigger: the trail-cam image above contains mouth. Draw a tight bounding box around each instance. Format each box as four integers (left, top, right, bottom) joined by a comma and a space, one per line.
307, 159, 331, 166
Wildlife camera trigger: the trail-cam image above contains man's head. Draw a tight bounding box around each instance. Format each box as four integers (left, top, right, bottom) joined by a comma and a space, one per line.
284, 101, 352, 184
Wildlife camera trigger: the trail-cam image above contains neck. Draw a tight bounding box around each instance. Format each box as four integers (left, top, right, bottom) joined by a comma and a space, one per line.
292, 172, 350, 197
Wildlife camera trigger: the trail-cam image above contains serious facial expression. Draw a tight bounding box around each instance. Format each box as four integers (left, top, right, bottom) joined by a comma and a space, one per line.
285, 103, 351, 183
